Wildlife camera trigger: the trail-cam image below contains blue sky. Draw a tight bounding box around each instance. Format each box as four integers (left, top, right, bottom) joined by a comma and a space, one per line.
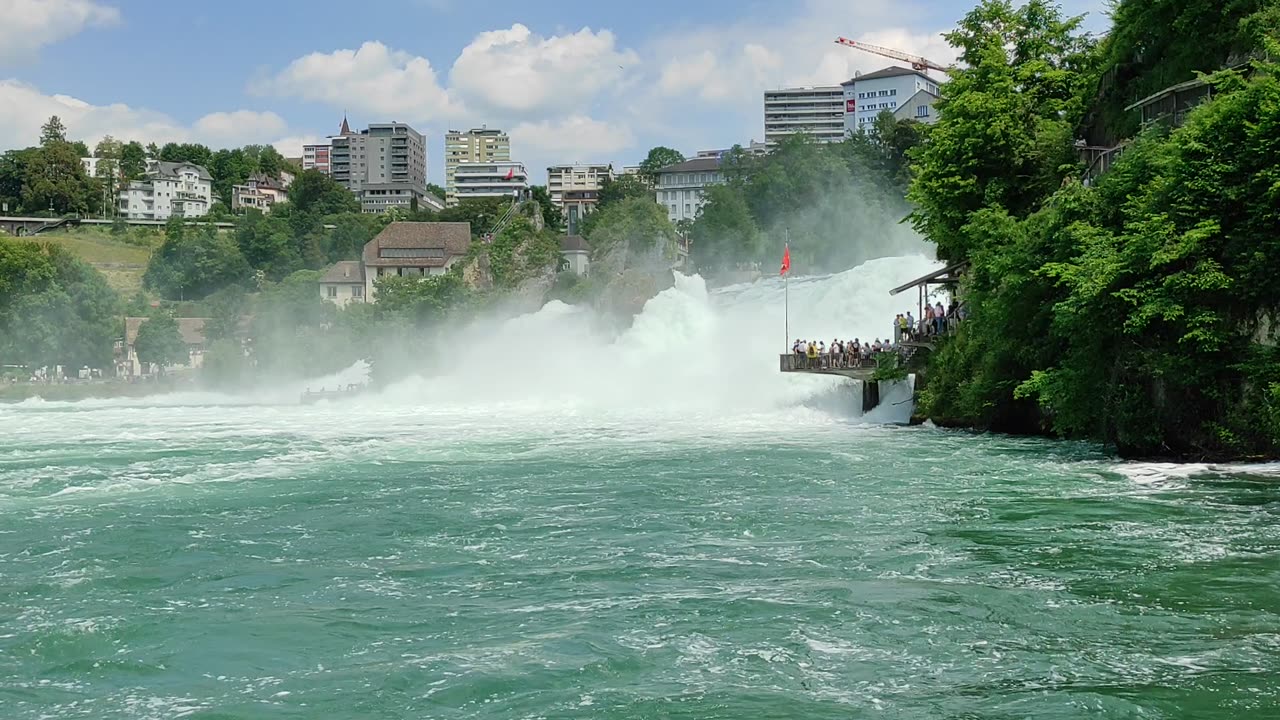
0, 0, 1109, 184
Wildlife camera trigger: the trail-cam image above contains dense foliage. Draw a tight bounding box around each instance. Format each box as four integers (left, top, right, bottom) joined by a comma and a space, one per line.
689, 123, 924, 274
0, 239, 120, 371
912, 0, 1280, 459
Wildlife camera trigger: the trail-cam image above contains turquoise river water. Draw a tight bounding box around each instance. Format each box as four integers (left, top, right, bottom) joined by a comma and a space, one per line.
2, 259, 1278, 718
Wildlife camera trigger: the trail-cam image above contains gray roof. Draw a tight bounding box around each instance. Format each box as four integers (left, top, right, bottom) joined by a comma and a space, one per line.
655, 157, 720, 174
560, 235, 589, 253
152, 161, 213, 181
362, 222, 472, 268
320, 260, 364, 284
843, 66, 932, 85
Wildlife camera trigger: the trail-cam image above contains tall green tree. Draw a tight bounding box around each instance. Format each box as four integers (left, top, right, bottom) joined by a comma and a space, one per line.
144, 219, 251, 299
908, 0, 1096, 263
39, 116, 67, 147
134, 313, 189, 372
119, 141, 148, 181
288, 170, 359, 216
638, 146, 685, 182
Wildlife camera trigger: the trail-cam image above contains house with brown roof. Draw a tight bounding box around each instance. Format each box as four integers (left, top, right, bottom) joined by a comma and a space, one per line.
357, 222, 472, 300
319, 260, 366, 307
120, 316, 210, 377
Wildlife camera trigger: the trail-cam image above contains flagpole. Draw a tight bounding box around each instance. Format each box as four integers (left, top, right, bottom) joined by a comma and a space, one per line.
784, 228, 790, 352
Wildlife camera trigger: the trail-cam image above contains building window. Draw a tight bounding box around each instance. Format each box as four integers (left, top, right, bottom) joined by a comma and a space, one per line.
327, 286, 338, 298
684, 203, 691, 215
916, 105, 930, 118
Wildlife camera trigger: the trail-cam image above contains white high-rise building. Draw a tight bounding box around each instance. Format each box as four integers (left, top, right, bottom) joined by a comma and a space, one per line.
763, 86, 846, 146
445, 127, 510, 206
842, 67, 941, 133
452, 161, 529, 203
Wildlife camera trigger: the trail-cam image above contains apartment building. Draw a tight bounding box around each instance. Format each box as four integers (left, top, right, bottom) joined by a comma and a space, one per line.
117, 161, 213, 220
654, 157, 723, 224
842, 67, 941, 133
452, 162, 529, 204
302, 143, 331, 174
444, 127, 510, 206
329, 121, 440, 213
231, 173, 288, 213
763, 86, 846, 146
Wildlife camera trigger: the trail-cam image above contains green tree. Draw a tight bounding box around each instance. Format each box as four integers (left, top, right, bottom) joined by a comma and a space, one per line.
689, 185, 762, 272
529, 185, 563, 231
638, 146, 685, 183
908, 0, 1096, 263
437, 197, 510, 237
40, 116, 67, 146
119, 141, 147, 180
21, 140, 96, 215
0, 148, 37, 213
234, 209, 299, 279
134, 312, 189, 372
288, 170, 359, 216
144, 219, 252, 299
594, 174, 652, 212
0, 241, 121, 371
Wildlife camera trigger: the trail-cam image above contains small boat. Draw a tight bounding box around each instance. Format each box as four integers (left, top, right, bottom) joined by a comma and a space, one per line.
300, 383, 367, 404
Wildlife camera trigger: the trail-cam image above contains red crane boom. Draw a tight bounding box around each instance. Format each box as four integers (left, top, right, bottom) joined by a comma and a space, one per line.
834, 37, 948, 74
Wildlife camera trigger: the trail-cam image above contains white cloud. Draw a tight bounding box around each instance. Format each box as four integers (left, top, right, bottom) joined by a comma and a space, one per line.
0, 80, 306, 153
449, 24, 638, 114
250, 41, 461, 122
0, 0, 119, 64
509, 116, 634, 161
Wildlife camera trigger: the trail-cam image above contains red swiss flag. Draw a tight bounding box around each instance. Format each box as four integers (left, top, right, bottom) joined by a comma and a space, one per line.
779, 245, 791, 276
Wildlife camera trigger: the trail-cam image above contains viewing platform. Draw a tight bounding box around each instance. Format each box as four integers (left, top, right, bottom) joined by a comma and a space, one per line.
779, 354, 882, 381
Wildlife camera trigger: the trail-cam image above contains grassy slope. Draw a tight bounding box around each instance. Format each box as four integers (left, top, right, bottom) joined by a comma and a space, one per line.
34, 228, 157, 296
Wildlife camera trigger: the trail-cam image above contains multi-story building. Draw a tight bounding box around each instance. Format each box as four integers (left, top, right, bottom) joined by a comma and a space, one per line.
654, 157, 723, 224
763, 86, 846, 146
842, 67, 941, 133
117, 161, 213, 220
452, 161, 529, 204
546, 164, 613, 207
444, 127, 510, 206
695, 140, 769, 158
330, 121, 440, 213
547, 163, 612, 230
302, 143, 331, 174
231, 173, 288, 213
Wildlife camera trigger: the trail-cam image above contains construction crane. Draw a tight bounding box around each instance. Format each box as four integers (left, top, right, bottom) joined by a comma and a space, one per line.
834, 37, 948, 75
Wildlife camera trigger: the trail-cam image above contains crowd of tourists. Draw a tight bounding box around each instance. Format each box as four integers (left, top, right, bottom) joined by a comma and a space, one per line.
786, 301, 967, 371
892, 301, 965, 342
790, 337, 898, 369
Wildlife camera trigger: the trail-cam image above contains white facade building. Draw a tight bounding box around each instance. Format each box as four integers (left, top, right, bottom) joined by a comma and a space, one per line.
117, 161, 213, 221
654, 157, 723, 224
546, 164, 613, 207
445, 127, 510, 206
319, 261, 365, 307
452, 161, 529, 203
842, 67, 941, 134
764, 86, 846, 146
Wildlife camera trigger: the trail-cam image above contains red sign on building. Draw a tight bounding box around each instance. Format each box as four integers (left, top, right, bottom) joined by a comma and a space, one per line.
846, 99, 857, 113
